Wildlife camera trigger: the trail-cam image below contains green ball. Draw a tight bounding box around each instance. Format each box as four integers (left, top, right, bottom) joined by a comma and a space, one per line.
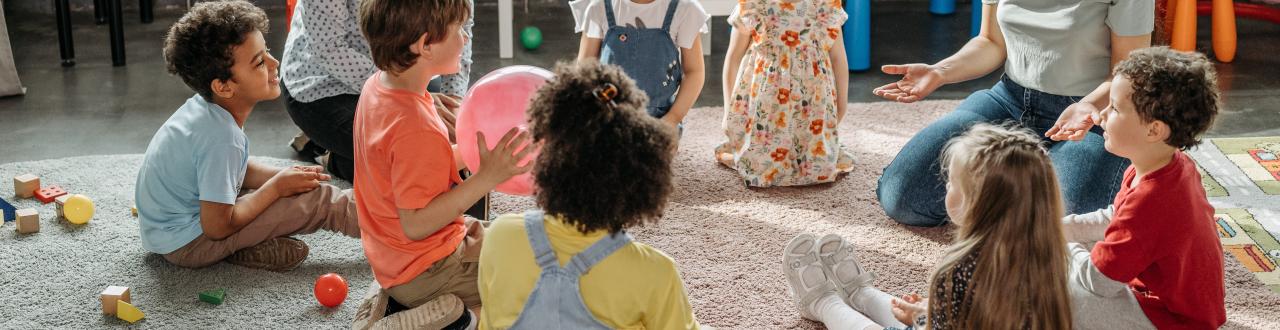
520, 26, 543, 50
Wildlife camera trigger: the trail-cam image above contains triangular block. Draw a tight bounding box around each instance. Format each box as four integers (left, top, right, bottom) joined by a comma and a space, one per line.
116, 300, 144, 323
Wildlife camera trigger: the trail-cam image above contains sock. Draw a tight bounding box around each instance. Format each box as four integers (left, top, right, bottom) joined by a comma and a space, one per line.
848, 287, 907, 328
813, 293, 879, 330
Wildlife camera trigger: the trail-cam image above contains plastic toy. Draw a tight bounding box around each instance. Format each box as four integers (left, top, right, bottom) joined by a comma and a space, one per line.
929, 0, 954, 15
15, 208, 38, 234
34, 185, 67, 204
13, 174, 39, 198
62, 194, 94, 224
101, 286, 131, 314
0, 197, 15, 222
199, 288, 225, 305
116, 300, 145, 323
315, 273, 348, 307
456, 66, 551, 196
520, 26, 542, 50
842, 0, 870, 71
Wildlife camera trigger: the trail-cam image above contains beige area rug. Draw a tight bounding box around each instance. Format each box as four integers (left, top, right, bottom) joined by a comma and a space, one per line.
489, 101, 1280, 329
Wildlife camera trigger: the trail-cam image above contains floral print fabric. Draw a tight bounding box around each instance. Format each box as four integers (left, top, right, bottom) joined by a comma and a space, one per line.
716, 0, 852, 187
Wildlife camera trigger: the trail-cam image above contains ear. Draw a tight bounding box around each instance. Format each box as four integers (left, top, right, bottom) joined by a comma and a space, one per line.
411, 32, 430, 56
1146, 119, 1171, 143
209, 78, 236, 100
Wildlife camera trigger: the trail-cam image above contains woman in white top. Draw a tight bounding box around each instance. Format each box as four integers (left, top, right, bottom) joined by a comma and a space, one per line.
874, 0, 1153, 228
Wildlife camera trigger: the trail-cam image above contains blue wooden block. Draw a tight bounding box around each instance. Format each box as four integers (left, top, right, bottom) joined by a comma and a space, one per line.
0, 197, 15, 222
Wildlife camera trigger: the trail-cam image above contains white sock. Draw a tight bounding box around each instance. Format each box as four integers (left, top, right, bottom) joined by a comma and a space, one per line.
848, 287, 907, 328
813, 293, 879, 330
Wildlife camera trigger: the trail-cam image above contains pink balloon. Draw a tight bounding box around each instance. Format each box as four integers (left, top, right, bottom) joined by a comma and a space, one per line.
456, 65, 552, 196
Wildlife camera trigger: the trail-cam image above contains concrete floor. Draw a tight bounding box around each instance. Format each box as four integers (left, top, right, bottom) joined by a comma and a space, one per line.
2, 2, 1278, 164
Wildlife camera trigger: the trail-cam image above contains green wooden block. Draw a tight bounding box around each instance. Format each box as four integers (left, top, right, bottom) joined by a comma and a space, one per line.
199, 289, 225, 305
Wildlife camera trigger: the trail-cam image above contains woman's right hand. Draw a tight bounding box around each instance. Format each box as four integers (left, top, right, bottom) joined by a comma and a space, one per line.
873, 64, 946, 103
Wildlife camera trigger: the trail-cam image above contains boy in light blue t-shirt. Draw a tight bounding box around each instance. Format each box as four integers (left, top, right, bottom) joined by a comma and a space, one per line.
136, 0, 360, 272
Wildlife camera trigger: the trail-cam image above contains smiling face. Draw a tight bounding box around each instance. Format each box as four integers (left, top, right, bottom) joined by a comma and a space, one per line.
221, 30, 280, 103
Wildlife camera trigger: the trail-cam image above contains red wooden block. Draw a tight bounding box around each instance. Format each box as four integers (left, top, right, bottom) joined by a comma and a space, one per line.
34, 185, 68, 204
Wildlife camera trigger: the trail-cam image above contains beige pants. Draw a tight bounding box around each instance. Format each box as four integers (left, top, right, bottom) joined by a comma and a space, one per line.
163, 184, 361, 268
386, 218, 487, 309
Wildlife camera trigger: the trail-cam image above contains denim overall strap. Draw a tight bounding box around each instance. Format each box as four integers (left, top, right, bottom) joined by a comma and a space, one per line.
564, 231, 633, 276
603, 0, 618, 28
660, 0, 679, 32
511, 210, 615, 330
523, 210, 560, 270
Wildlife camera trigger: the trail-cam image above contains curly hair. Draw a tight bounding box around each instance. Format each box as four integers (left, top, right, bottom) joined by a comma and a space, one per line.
1114, 47, 1220, 150
359, 0, 471, 74
162, 0, 268, 100
526, 61, 676, 235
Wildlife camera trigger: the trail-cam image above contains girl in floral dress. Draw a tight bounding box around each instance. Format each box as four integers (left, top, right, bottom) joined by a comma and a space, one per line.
717, 0, 852, 187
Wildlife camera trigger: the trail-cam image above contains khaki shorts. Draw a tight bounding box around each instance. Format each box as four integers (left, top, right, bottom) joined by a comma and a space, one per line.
386, 218, 486, 308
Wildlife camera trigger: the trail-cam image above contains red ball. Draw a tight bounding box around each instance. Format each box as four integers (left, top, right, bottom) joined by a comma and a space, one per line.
314, 273, 349, 307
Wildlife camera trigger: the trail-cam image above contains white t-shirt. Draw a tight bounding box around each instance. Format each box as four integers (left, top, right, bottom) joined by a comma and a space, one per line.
573, 0, 710, 49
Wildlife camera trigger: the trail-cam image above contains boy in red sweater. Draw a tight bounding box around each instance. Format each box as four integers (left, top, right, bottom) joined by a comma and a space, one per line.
1061, 47, 1224, 330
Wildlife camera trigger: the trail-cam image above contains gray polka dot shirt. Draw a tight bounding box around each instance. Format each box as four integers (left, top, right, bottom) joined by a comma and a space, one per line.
281, 0, 474, 103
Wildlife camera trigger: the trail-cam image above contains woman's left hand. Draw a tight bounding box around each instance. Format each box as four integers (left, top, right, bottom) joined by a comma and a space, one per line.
1047, 102, 1101, 141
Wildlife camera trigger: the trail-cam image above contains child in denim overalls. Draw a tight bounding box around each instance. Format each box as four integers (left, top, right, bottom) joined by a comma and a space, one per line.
575, 0, 708, 133
477, 62, 702, 329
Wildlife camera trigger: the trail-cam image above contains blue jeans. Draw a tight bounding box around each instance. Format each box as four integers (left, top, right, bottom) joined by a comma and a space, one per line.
876, 76, 1129, 227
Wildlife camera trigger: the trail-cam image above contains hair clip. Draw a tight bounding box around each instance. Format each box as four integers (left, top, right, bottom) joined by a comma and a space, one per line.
595, 83, 619, 107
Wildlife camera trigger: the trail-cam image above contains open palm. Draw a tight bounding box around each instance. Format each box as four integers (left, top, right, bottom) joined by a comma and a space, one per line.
873, 64, 944, 103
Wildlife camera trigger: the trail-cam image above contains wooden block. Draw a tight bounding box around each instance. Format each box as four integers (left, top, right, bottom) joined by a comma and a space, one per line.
54, 195, 71, 218
34, 185, 67, 204
100, 286, 131, 315
13, 174, 38, 198
131, 204, 138, 217
15, 208, 38, 234
116, 300, 144, 323
198, 288, 225, 305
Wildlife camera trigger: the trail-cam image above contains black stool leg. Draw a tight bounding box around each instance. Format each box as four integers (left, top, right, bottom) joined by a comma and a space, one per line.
140, 0, 154, 23
109, 0, 126, 66
95, 0, 107, 25
55, 0, 76, 67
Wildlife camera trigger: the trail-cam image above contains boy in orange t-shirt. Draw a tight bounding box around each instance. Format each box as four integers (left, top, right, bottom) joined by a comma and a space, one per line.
350, 0, 532, 328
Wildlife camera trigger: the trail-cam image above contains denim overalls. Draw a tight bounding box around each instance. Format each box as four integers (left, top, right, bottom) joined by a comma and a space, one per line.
599, 0, 683, 119
507, 211, 633, 329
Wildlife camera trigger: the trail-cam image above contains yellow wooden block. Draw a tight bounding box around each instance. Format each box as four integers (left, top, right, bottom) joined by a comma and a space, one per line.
100, 286, 131, 315
116, 300, 144, 323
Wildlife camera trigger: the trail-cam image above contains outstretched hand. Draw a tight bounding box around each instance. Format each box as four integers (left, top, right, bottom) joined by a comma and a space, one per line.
873, 64, 945, 103
1047, 102, 1101, 141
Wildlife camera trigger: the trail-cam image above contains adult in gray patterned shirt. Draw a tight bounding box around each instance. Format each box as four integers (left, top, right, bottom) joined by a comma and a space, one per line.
281, 0, 474, 181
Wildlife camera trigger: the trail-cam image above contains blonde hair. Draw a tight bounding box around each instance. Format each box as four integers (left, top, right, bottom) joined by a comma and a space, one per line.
932, 123, 1072, 329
